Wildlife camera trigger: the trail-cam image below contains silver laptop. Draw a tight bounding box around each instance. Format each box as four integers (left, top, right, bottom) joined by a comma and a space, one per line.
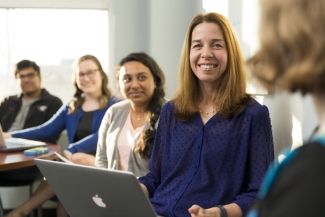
35, 159, 160, 217
0, 125, 46, 152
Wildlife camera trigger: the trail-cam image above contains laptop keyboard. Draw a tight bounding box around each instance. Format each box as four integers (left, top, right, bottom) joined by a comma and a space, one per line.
5, 142, 28, 148
5, 138, 45, 148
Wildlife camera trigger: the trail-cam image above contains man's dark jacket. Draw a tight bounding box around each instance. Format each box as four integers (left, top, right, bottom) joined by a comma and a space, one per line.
0, 88, 63, 143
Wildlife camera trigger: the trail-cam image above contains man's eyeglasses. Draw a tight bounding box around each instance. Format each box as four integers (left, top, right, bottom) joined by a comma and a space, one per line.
75, 69, 100, 80
16, 71, 39, 80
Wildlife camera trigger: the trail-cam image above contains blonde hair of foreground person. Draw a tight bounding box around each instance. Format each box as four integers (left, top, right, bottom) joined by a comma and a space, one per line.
245, 0, 325, 216
247, 0, 325, 95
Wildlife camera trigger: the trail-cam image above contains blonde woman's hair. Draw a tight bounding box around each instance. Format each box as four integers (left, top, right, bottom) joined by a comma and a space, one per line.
70, 55, 112, 113
172, 12, 250, 121
247, 0, 325, 95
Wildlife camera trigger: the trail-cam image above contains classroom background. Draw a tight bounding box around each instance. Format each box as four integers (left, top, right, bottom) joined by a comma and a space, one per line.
0, 0, 318, 213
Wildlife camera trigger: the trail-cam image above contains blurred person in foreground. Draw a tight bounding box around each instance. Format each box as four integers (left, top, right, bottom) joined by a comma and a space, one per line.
246, 0, 325, 216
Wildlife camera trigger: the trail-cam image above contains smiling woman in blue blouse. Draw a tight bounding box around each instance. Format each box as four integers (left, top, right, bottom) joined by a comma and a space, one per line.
138, 12, 274, 217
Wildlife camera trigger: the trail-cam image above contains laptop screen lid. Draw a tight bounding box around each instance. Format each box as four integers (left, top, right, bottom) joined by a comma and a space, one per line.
34, 159, 159, 217
0, 125, 46, 152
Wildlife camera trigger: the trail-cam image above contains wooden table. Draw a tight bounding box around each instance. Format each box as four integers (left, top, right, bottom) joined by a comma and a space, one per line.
0, 144, 60, 171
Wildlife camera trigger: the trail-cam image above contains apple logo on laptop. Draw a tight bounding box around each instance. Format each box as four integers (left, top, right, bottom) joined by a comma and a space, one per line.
92, 194, 106, 208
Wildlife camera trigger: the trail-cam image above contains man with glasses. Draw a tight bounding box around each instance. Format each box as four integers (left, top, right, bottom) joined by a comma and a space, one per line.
0, 59, 63, 143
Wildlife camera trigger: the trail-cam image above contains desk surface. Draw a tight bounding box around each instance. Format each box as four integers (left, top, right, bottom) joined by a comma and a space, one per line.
0, 144, 60, 171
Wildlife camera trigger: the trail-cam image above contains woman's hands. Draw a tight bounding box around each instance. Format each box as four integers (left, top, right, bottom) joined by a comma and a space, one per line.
189, 203, 243, 217
188, 205, 220, 217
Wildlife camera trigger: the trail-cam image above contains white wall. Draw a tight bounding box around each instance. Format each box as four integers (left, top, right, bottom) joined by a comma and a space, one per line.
149, 0, 204, 97
107, 0, 204, 98
265, 93, 318, 157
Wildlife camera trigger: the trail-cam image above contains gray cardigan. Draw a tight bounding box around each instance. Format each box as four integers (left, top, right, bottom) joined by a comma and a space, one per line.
95, 100, 151, 177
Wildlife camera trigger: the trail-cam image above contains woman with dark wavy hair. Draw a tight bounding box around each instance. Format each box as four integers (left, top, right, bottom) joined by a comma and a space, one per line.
4, 54, 121, 217
96, 52, 166, 177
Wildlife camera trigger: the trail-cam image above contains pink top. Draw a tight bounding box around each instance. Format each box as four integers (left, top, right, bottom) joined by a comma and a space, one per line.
117, 111, 145, 171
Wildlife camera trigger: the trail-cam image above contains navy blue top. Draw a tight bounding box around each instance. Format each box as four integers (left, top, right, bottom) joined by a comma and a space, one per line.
246, 136, 325, 217
138, 99, 274, 217
10, 96, 121, 154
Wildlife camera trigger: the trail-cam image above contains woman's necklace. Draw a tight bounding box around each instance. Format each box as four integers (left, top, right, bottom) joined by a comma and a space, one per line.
137, 112, 144, 121
133, 110, 145, 121
199, 102, 216, 115
199, 110, 216, 115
